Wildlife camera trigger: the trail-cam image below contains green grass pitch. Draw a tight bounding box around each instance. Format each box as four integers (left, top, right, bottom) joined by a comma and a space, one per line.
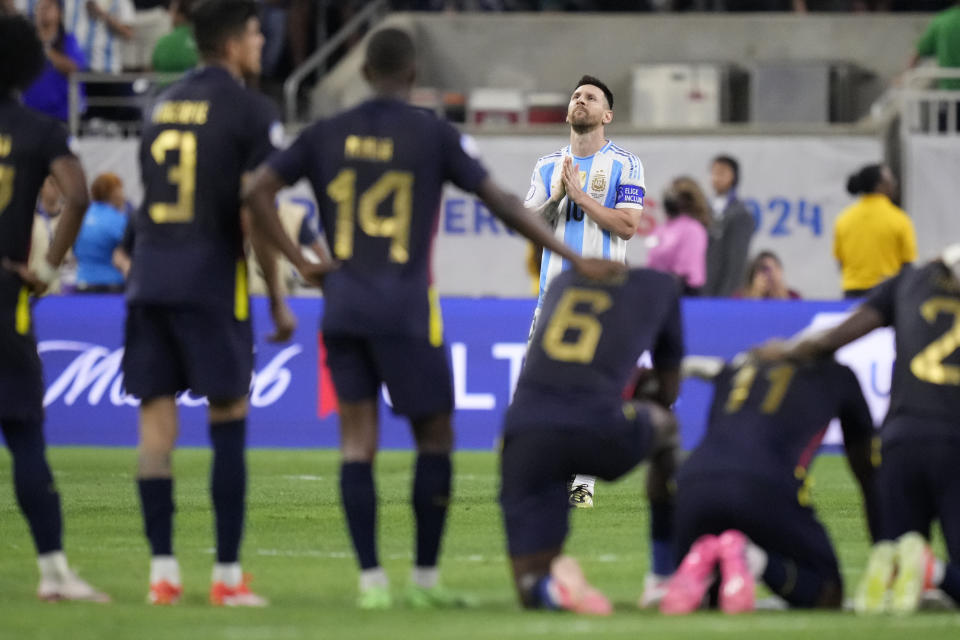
1, 448, 958, 639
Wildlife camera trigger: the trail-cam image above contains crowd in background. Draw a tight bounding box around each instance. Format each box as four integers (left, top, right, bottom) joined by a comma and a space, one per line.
389, 0, 955, 12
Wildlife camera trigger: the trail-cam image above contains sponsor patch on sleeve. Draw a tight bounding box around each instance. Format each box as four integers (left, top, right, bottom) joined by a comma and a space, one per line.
616, 184, 645, 206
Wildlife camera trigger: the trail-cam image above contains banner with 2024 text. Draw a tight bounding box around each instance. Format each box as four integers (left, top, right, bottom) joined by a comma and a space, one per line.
35, 295, 892, 450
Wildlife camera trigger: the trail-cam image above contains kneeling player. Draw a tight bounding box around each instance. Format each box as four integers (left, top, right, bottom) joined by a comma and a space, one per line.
762, 245, 960, 614
500, 267, 684, 614
661, 355, 879, 614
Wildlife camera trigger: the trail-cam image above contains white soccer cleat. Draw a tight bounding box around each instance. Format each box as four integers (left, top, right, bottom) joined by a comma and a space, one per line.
38, 570, 110, 603
569, 483, 594, 508
638, 572, 670, 609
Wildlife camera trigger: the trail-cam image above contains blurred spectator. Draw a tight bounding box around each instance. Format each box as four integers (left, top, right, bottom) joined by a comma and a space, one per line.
74, 172, 128, 293
128, 0, 170, 71
736, 250, 801, 300
645, 176, 711, 295
29, 176, 77, 293
66, 0, 135, 73
247, 197, 328, 296
833, 164, 916, 298
151, 0, 195, 73
259, 0, 286, 79
22, 0, 87, 122
906, 0, 960, 132
704, 154, 755, 297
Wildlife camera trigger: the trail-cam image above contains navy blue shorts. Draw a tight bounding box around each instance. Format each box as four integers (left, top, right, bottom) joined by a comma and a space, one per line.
122, 305, 253, 401
322, 333, 453, 419
675, 473, 840, 590
0, 312, 44, 423
499, 402, 655, 557
878, 434, 960, 560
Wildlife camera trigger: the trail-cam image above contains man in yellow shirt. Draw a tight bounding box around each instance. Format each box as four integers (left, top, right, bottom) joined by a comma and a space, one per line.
834, 164, 916, 298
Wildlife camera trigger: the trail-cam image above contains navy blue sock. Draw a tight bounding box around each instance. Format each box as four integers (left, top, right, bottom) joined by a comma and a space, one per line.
137, 477, 174, 556
210, 419, 246, 564
413, 453, 451, 568
761, 551, 826, 608
939, 562, 960, 604
341, 461, 378, 570
2, 420, 62, 554
650, 501, 675, 575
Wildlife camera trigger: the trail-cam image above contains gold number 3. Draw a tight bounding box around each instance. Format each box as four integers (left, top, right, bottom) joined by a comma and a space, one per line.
149, 130, 197, 223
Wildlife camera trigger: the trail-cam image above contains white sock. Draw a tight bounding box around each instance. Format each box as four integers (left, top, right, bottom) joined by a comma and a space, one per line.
150, 556, 181, 585
932, 559, 946, 586
745, 542, 768, 579
412, 566, 438, 589
212, 563, 242, 587
359, 567, 389, 591
37, 551, 69, 581
572, 475, 596, 493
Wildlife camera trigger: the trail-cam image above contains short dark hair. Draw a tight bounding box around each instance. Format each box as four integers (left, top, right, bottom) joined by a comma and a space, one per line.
190, 0, 258, 59
712, 155, 740, 187
0, 15, 45, 96
846, 163, 885, 196
746, 250, 782, 285
365, 28, 416, 78
575, 75, 613, 110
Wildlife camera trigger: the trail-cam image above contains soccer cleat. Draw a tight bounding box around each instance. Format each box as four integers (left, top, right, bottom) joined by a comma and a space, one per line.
37, 570, 110, 603
891, 532, 935, 615
660, 534, 720, 615
549, 555, 613, 615
638, 572, 670, 609
148, 580, 183, 605
717, 530, 756, 614
358, 584, 393, 610
210, 574, 268, 607
403, 584, 471, 609
568, 484, 594, 509
854, 541, 896, 614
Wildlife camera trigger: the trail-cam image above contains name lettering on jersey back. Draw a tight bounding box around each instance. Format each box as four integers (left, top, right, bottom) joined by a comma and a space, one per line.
344, 135, 393, 162
0, 134, 11, 157
151, 101, 210, 125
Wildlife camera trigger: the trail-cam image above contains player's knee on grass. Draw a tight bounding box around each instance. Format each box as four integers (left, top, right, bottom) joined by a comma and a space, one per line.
815, 579, 843, 609
411, 412, 453, 454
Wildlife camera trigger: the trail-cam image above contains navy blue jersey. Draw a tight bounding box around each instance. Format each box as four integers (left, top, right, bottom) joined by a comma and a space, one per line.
865, 262, 960, 443
513, 267, 683, 423
127, 66, 280, 313
0, 97, 73, 309
267, 97, 487, 339
681, 358, 873, 490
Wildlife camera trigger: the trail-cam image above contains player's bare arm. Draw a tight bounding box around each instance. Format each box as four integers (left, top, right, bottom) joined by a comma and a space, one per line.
475, 177, 624, 281
243, 164, 338, 288
560, 156, 640, 240
240, 205, 296, 343
2, 155, 89, 295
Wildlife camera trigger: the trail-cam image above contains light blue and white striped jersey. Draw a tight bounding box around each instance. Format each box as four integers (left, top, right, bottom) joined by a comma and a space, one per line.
524, 140, 645, 308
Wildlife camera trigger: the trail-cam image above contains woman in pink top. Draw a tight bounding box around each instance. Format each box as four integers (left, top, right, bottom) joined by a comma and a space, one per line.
645, 177, 711, 295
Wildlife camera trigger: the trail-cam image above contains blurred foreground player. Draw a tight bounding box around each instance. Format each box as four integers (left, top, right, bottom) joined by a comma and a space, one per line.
0, 14, 107, 602
661, 355, 879, 614
244, 28, 623, 609
499, 267, 682, 615
124, 0, 329, 607
761, 246, 960, 614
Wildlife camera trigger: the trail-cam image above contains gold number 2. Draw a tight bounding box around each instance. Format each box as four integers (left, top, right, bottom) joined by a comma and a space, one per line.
149, 130, 196, 223
724, 363, 795, 415
910, 297, 960, 386
541, 288, 613, 364
325, 169, 413, 263
0, 164, 14, 215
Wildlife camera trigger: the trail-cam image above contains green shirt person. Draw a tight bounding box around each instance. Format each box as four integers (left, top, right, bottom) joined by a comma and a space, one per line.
151, 0, 198, 74
912, 3, 960, 90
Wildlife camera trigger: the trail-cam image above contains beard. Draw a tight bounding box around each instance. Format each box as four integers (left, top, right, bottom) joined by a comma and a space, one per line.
568, 108, 602, 134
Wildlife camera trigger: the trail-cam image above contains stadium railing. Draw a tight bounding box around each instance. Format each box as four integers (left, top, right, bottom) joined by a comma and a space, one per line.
898, 67, 960, 136
283, 0, 389, 125
67, 71, 184, 138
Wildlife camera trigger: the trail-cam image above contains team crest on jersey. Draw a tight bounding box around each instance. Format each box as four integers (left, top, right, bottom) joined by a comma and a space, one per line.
590, 170, 607, 195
